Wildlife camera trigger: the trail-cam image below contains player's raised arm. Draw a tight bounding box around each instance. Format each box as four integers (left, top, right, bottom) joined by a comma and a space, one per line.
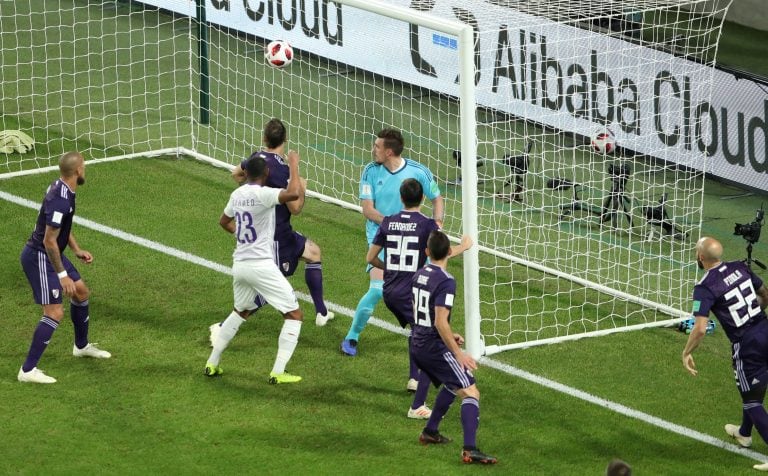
286, 177, 307, 215
431, 195, 445, 228
231, 162, 247, 185
278, 150, 301, 204
361, 199, 384, 224
449, 235, 473, 259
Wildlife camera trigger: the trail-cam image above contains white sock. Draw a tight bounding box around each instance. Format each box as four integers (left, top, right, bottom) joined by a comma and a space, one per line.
207, 311, 246, 366
271, 319, 302, 375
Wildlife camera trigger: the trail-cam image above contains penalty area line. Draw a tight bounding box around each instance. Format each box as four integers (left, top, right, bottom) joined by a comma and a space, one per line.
0, 189, 763, 464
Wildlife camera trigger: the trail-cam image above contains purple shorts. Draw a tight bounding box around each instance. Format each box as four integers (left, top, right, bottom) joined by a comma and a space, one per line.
274, 231, 307, 277
412, 340, 476, 391
20, 245, 81, 305
383, 287, 413, 328
732, 319, 768, 393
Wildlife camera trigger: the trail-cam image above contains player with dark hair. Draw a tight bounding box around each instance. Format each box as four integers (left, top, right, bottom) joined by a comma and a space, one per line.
18, 151, 111, 384
341, 128, 444, 381
605, 459, 632, 476
410, 230, 496, 465
205, 152, 306, 384
682, 237, 768, 472
367, 179, 470, 419
210, 118, 333, 345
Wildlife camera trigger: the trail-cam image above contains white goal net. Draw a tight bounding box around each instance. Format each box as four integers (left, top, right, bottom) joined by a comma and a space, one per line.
0, 0, 731, 355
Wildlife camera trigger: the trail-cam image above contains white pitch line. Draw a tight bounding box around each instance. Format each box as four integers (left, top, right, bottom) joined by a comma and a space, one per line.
0, 189, 763, 464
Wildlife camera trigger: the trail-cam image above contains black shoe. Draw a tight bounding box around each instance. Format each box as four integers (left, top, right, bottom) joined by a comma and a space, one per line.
462, 448, 497, 464
419, 431, 452, 445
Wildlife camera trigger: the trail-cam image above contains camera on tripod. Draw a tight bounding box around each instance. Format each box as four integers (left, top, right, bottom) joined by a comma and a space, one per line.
734, 206, 764, 245
607, 162, 631, 180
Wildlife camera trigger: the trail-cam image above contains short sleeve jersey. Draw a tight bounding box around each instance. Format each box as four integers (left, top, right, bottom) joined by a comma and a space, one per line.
359, 158, 440, 243
26, 179, 76, 253
372, 211, 439, 296
240, 152, 293, 240
410, 264, 457, 348
223, 183, 281, 261
692, 260, 767, 342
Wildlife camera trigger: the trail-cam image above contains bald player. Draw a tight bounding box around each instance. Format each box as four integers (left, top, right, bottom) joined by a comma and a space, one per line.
682, 237, 768, 471
18, 151, 111, 384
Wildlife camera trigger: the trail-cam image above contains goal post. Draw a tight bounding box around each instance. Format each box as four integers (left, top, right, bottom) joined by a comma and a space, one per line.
1, 0, 734, 358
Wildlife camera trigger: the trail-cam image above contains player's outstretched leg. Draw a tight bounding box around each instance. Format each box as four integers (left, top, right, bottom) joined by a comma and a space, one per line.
209, 295, 266, 346
18, 315, 60, 384
305, 261, 334, 326
70, 298, 111, 359
205, 310, 246, 376
269, 311, 303, 384
418, 386, 455, 444
459, 392, 497, 465
408, 370, 433, 419
341, 280, 383, 356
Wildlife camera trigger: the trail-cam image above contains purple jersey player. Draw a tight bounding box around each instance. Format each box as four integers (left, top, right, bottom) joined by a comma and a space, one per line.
210, 119, 333, 346
367, 178, 471, 419
408, 230, 496, 465
682, 237, 768, 471
18, 152, 111, 384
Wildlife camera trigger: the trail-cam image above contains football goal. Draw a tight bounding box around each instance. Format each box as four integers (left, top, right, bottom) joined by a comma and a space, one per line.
0, 0, 732, 357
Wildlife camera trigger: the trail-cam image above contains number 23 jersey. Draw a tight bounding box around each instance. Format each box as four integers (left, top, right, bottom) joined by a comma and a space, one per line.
224, 183, 281, 262
693, 260, 766, 342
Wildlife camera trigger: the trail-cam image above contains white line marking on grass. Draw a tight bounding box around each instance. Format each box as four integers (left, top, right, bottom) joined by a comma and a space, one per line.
0, 189, 763, 464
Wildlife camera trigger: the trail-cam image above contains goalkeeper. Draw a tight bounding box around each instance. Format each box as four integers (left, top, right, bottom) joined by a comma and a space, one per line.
340, 128, 444, 372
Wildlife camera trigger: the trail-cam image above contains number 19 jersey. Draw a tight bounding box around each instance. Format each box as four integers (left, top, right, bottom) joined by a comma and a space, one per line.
693, 260, 766, 343
223, 183, 281, 262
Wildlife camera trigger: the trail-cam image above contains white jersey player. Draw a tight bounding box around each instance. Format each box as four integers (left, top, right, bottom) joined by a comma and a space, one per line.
205, 151, 306, 385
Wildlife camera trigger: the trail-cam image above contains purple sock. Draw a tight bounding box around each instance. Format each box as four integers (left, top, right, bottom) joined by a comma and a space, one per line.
425, 387, 455, 433
745, 404, 768, 444
22, 316, 59, 372
741, 408, 754, 437
411, 370, 432, 409
461, 397, 480, 449
71, 299, 90, 350
305, 262, 327, 316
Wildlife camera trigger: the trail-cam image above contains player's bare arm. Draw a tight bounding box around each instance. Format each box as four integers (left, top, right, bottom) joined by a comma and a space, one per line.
366, 243, 385, 270
219, 214, 236, 234
431, 195, 445, 228
361, 199, 385, 224
43, 225, 75, 297
681, 315, 710, 376
68, 233, 93, 264
435, 306, 477, 371
278, 150, 301, 204
231, 165, 246, 185
449, 235, 473, 259
286, 177, 307, 215
757, 284, 768, 310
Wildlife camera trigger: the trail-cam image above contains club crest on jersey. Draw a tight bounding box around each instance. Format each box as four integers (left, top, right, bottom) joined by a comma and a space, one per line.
282, 262, 290, 272
52, 289, 59, 299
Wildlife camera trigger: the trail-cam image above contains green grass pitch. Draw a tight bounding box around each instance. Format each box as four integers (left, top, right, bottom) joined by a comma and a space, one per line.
1, 1, 768, 474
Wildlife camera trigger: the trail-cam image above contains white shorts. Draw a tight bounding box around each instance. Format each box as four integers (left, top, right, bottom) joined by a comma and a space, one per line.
232, 259, 299, 314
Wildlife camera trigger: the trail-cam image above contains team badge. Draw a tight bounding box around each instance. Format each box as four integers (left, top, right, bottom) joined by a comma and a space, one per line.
52, 289, 59, 299
283, 262, 290, 272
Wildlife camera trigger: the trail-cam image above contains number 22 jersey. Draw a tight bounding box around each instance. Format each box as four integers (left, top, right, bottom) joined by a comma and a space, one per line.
693, 260, 766, 342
